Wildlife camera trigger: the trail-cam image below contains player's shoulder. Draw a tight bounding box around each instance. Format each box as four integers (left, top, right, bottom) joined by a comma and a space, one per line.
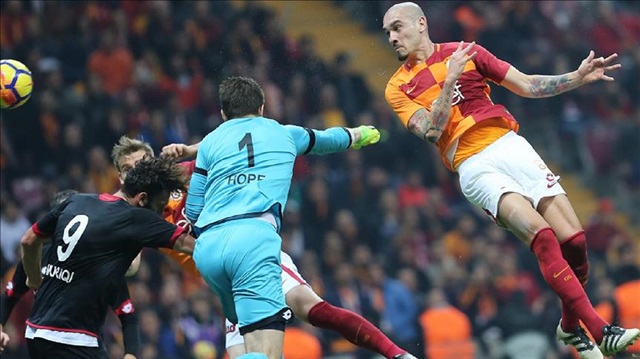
385, 65, 412, 99
62, 193, 100, 208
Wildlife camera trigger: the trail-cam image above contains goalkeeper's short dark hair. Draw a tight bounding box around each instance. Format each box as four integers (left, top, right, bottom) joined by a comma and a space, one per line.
50, 190, 79, 209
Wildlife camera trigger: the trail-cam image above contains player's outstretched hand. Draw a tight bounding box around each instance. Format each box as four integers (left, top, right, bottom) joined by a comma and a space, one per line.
350, 125, 381, 149
577, 50, 621, 83
161, 143, 196, 160
446, 41, 477, 83
0, 328, 9, 352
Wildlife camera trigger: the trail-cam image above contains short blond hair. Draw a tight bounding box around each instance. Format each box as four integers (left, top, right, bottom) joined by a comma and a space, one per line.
111, 136, 154, 172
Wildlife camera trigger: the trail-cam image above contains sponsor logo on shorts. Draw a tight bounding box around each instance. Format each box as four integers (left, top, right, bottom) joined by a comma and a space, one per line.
226, 323, 236, 334
546, 173, 559, 188
282, 309, 293, 321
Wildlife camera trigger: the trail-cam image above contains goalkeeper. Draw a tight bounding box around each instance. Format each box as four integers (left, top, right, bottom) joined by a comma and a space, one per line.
179, 76, 381, 359
164, 124, 416, 359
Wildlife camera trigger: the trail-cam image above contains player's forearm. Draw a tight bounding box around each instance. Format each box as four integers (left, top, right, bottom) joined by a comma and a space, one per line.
21, 242, 43, 284
307, 127, 351, 155
119, 313, 140, 356
408, 80, 456, 143
526, 71, 584, 98
172, 234, 195, 255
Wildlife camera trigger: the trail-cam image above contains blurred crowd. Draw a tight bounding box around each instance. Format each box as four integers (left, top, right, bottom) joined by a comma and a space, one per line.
0, 1, 639, 359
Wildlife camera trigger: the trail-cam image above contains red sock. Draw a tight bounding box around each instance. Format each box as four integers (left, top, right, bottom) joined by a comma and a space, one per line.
560, 231, 589, 332
531, 228, 607, 343
307, 301, 405, 359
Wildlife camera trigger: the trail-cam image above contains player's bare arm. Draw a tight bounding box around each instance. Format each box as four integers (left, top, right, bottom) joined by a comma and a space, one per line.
20, 227, 46, 289
161, 142, 200, 159
125, 253, 141, 277
0, 325, 9, 352
501, 51, 621, 98
408, 41, 477, 143
172, 233, 196, 255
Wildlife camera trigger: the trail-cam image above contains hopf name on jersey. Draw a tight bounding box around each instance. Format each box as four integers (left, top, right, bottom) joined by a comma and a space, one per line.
42, 264, 75, 284
226, 173, 266, 185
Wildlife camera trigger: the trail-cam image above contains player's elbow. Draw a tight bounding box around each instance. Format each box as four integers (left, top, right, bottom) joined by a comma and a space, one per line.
20, 228, 39, 247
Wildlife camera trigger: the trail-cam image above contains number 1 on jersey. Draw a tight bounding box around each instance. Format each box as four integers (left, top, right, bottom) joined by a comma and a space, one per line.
238, 132, 255, 168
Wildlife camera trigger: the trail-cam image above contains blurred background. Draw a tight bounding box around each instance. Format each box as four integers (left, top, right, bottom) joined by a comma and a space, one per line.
1, 1, 639, 359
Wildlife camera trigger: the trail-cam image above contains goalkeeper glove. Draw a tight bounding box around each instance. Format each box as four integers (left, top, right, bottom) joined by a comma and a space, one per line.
350, 125, 381, 149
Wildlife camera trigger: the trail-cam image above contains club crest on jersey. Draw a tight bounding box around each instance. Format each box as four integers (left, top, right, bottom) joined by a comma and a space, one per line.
171, 190, 184, 201
432, 80, 465, 107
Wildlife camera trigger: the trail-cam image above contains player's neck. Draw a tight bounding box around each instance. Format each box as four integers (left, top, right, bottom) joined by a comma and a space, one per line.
407, 39, 434, 67
111, 190, 133, 205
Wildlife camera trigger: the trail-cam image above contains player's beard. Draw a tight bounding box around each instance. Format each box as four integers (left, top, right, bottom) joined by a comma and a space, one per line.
397, 49, 409, 61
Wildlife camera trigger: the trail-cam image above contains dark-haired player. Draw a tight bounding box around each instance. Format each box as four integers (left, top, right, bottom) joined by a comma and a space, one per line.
20, 157, 196, 358
0, 190, 140, 358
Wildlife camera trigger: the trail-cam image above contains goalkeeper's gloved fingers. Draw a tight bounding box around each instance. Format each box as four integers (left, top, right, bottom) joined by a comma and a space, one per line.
352, 125, 381, 149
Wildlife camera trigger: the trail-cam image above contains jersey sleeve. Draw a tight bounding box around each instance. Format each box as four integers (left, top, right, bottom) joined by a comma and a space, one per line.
184, 156, 208, 223
130, 208, 186, 249
32, 199, 71, 237
186, 144, 208, 225
110, 281, 134, 316
384, 82, 425, 128
285, 125, 351, 155
472, 44, 511, 83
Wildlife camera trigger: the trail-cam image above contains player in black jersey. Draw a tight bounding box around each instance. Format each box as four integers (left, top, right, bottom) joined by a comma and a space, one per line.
0, 190, 141, 358
19, 157, 196, 359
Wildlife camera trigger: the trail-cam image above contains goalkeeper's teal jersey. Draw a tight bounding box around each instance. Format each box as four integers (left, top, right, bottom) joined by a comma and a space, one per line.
186, 116, 351, 232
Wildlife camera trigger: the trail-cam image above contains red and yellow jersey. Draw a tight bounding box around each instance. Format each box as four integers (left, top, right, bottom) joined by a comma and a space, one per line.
385, 42, 519, 171
159, 160, 200, 277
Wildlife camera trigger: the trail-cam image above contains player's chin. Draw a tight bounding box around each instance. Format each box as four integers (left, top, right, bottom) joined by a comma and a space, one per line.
397, 52, 409, 61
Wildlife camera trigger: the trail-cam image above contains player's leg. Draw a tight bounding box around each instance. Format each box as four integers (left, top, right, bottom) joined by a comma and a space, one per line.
497, 193, 609, 337
226, 319, 247, 359
230, 219, 289, 359
538, 195, 640, 355
279, 252, 414, 359
460, 132, 637, 356
538, 194, 588, 335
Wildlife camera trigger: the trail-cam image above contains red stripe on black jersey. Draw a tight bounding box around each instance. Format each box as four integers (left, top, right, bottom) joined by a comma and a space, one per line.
31, 223, 48, 238
26, 320, 99, 337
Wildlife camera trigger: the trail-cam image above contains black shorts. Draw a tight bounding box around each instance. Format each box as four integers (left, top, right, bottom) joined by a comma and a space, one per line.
27, 338, 107, 359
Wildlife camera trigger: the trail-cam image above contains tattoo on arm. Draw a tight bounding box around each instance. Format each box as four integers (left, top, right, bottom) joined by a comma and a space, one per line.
528, 74, 581, 98
408, 81, 456, 143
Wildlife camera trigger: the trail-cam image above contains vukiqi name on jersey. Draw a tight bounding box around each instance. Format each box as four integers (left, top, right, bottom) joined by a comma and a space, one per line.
41, 264, 75, 284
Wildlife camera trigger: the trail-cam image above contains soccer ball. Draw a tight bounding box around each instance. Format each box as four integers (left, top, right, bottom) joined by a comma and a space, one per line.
1, 59, 33, 109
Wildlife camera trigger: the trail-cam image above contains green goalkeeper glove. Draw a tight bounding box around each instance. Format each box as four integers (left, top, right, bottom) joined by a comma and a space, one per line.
350, 125, 381, 149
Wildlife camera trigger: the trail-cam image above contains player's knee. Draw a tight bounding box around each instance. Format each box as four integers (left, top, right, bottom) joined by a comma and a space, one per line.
237, 353, 269, 359
285, 285, 322, 322
239, 307, 294, 335
560, 230, 586, 248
